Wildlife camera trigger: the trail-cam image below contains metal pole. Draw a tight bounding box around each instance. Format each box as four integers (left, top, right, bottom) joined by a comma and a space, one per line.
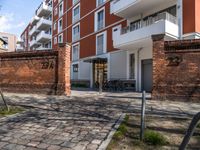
140, 91, 146, 141
99, 72, 103, 94
179, 112, 200, 150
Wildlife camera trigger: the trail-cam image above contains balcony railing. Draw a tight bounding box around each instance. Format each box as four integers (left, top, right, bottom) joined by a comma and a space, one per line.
121, 12, 177, 35
73, 14, 80, 23
36, 2, 52, 17
97, 20, 104, 31
73, 33, 80, 42
97, 44, 104, 55
36, 31, 51, 42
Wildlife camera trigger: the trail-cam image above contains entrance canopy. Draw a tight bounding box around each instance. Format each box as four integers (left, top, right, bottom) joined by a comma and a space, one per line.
83, 57, 107, 63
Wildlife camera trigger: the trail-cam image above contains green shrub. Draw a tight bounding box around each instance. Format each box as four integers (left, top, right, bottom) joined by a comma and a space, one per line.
124, 115, 129, 123
118, 123, 128, 134
113, 131, 124, 140
144, 130, 167, 146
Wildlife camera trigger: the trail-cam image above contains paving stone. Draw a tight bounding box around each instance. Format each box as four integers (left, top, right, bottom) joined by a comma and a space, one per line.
91, 139, 102, 145
61, 141, 76, 148
86, 144, 98, 150
47, 145, 61, 150
27, 141, 40, 147
0, 142, 8, 148
37, 143, 49, 149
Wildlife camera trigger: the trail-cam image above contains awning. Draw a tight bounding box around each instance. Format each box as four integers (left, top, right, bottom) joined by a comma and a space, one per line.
83, 57, 107, 63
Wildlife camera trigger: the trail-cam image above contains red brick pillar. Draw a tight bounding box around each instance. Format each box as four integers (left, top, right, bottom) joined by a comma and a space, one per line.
57, 43, 71, 96
151, 34, 165, 100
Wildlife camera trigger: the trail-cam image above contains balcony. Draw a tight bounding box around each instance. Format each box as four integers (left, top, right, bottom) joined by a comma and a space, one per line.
110, 0, 177, 19
36, 31, 51, 43
36, 18, 52, 30
31, 16, 40, 25
113, 12, 179, 50
29, 26, 40, 36
30, 39, 40, 48
37, 2, 52, 17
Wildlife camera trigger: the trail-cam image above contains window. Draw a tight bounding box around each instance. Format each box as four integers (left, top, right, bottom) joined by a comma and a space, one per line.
129, 54, 135, 79
54, 37, 57, 44
96, 31, 106, 55
54, 7, 58, 16
59, 2, 63, 17
95, 7, 105, 31
96, 0, 105, 7
72, 23, 80, 42
58, 18, 63, 33
72, 44, 79, 61
73, 0, 79, 5
73, 64, 78, 72
58, 34, 63, 43
73, 4, 80, 23
54, 22, 57, 30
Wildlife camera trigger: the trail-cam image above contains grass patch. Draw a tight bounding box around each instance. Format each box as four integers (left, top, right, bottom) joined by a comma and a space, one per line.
113, 115, 129, 140
0, 106, 24, 116
144, 130, 168, 146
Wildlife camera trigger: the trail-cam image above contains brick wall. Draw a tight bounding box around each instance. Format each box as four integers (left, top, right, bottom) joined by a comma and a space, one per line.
0, 44, 71, 96
152, 34, 200, 102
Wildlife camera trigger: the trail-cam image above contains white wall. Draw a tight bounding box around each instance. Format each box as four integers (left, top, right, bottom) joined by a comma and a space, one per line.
78, 61, 90, 80
71, 61, 90, 80
109, 51, 128, 80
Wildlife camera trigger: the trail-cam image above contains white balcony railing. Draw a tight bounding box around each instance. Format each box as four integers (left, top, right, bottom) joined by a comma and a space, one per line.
121, 12, 177, 35
36, 31, 51, 42
30, 39, 38, 47
36, 17, 52, 30
112, 12, 178, 49
37, 2, 52, 17
29, 26, 39, 36
31, 15, 40, 25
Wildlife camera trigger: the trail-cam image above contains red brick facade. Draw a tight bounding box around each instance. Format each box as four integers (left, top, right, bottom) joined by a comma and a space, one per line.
52, 0, 125, 58
0, 44, 71, 95
152, 34, 200, 102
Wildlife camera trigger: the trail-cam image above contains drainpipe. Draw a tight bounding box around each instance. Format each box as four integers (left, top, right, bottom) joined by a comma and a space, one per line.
137, 48, 143, 92
177, 0, 183, 39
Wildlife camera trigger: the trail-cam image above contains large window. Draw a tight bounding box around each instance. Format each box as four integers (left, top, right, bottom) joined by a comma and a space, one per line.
58, 34, 63, 43
96, 0, 105, 7
95, 7, 105, 31
72, 24, 80, 42
58, 18, 63, 33
59, 1, 64, 17
73, 0, 79, 5
72, 44, 79, 61
96, 31, 106, 55
73, 4, 80, 23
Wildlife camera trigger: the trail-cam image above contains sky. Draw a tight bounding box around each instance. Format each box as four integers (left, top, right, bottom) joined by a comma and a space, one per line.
0, 0, 42, 38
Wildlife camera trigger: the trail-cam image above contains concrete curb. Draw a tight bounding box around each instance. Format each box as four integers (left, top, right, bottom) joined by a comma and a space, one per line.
98, 113, 126, 150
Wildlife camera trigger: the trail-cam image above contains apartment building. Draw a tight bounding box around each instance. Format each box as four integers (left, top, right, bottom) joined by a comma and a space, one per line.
21, 0, 52, 51
0, 32, 17, 52
21, 0, 200, 92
